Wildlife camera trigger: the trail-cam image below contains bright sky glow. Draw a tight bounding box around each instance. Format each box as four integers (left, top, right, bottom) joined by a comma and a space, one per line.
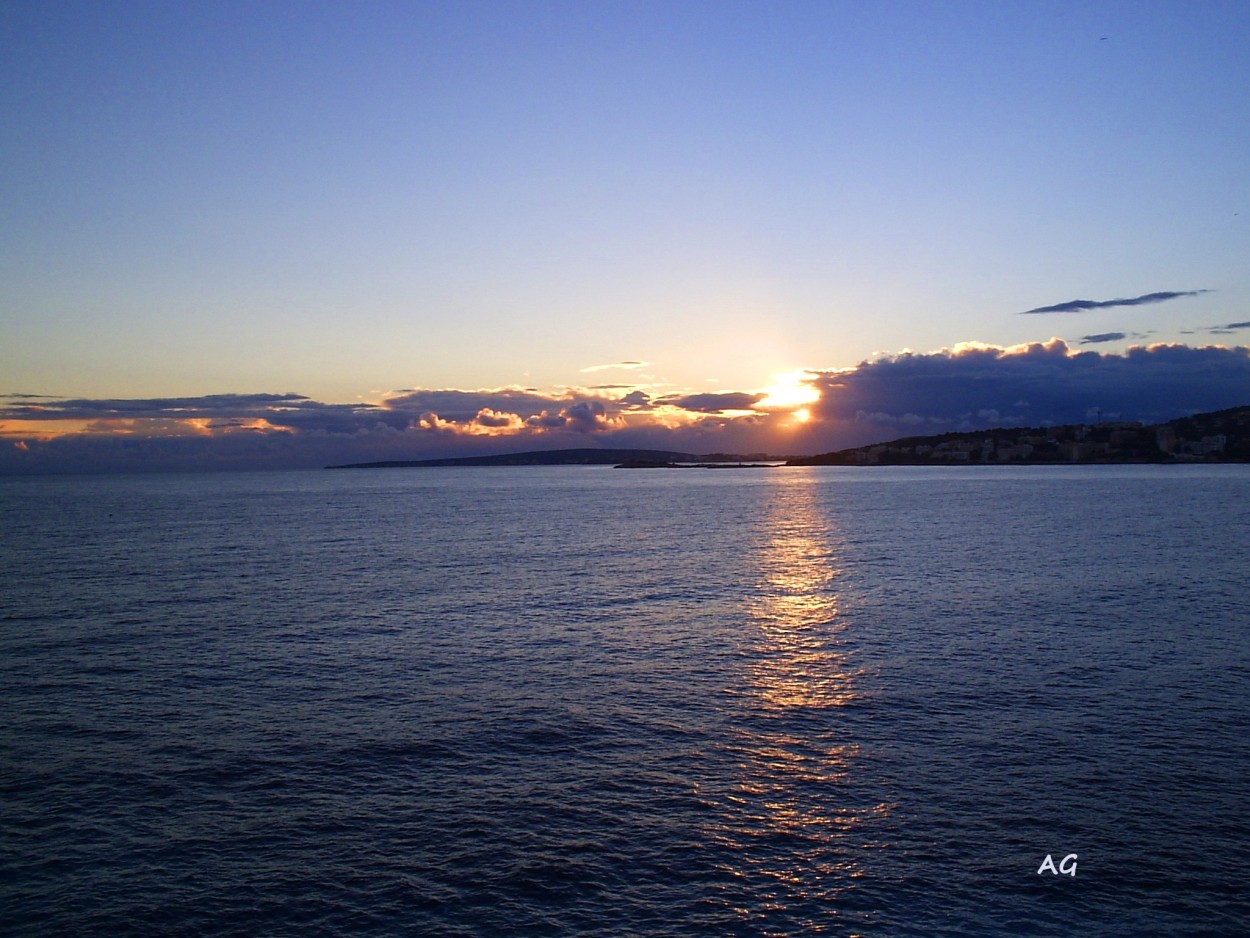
2, 1, 1249, 471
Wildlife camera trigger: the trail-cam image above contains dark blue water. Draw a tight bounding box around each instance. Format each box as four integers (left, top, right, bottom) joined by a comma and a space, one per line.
2, 465, 1248, 936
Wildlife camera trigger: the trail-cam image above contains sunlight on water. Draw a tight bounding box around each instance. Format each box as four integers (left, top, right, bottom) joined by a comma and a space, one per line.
705, 469, 886, 932
747, 473, 853, 713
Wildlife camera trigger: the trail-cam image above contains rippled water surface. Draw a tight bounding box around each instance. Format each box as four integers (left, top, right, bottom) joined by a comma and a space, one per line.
3, 465, 1249, 935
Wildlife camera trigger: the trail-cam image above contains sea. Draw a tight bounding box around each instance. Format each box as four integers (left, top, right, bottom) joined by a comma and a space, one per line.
2, 464, 1248, 937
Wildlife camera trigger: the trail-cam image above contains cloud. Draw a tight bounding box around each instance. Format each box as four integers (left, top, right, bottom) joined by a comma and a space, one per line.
1020, 290, 1211, 314
617, 390, 653, 409
380, 388, 575, 423
0, 393, 404, 435
472, 408, 526, 430
563, 400, 617, 432
579, 361, 649, 373
525, 410, 568, 430
809, 339, 1250, 439
655, 391, 765, 413
1209, 320, 1250, 335
0, 392, 309, 420
1079, 332, 1127, 345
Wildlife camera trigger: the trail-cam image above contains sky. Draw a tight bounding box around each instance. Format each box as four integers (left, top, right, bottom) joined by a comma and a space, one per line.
3, 0, 1249, 472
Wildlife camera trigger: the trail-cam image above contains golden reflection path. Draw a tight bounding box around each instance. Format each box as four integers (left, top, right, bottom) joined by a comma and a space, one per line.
703, 468, 890, 934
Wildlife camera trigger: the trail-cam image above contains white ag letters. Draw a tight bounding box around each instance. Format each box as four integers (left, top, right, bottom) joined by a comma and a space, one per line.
1037, 853, 1078, 877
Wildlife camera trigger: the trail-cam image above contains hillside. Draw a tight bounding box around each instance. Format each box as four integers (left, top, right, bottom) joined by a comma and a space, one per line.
788, 405, 1250, 466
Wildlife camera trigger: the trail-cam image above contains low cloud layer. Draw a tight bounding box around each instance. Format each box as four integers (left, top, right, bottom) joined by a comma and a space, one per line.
4, 340, 1249, 473
1021, 290, 1210, 314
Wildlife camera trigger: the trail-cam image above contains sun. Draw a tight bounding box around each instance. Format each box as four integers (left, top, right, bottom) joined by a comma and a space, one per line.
792, 408, 811, 423
755, 370, 820, 413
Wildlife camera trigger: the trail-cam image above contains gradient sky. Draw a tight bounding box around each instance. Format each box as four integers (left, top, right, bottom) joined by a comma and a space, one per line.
3, 1, 1249, 470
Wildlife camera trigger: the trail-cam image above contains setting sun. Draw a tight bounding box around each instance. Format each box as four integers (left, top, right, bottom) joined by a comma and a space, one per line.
755, 370, 821, 413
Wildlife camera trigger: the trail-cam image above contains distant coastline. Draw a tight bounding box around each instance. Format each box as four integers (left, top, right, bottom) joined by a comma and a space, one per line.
327, 448, 780, 469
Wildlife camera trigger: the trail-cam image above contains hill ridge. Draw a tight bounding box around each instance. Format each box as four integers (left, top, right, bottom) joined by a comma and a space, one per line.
788, 405, 1250, 466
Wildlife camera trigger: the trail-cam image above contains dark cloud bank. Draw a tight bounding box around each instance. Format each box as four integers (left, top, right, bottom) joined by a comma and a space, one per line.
805, 340, 1250, 437
4, 341, 1249, 473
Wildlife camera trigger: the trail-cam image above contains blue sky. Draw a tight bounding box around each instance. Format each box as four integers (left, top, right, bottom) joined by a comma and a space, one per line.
3, 1, 1249, 470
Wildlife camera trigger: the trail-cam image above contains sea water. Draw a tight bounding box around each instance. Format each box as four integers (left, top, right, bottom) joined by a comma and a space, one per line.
2, 465, 1248, 936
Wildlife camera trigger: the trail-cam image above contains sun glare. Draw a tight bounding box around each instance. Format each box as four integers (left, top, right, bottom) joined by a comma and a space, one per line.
756, 371, 820, 413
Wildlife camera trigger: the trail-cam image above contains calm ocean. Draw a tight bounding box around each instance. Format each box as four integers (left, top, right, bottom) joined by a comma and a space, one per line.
2, 465, 1248, 936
